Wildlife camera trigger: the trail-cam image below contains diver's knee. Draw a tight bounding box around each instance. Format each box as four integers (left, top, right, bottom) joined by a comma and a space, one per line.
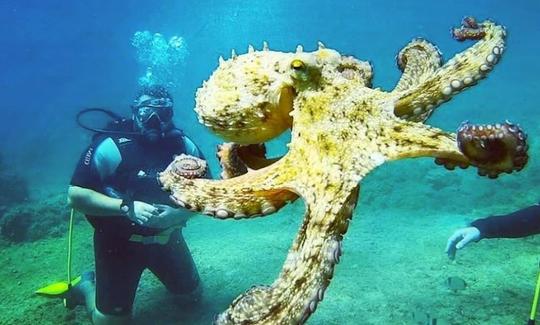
169, 281, 203, 304
92, 307, 132, 325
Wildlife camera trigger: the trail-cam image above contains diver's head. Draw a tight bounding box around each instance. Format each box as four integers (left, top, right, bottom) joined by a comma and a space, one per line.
131, 85, 174, 142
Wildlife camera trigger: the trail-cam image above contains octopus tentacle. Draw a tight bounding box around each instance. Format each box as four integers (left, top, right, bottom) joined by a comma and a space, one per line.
379, 119, 465, 163
452, 16, 486, 41
391, 17, 506, 122
159, 158, 297, 219
379, 119, 529, 178
436, 120, 528, 178
217, 143, 282, 179
393, 38, 442, 95
215, 185, 359, 325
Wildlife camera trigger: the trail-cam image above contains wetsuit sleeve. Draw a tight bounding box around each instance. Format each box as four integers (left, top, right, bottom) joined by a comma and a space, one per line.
470, 202, 540, 239
182, 135, 213, 179
70, 137, 122, 191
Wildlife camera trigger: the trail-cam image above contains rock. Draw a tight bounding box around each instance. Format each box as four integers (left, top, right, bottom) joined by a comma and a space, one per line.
0, 194, 72, 243
0, 154, 29, 207
0, 211, 32, 242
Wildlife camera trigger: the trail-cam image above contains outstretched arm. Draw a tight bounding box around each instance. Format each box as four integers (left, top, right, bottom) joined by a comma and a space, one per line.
471, 203, 540, 239
445, 202, 540, 259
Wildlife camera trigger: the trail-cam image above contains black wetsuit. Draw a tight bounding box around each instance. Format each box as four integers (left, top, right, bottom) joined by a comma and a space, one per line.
70, 128, 206, 316
471, 202, 540, 239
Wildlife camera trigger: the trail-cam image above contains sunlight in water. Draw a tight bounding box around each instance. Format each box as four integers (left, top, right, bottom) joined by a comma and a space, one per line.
131, 31, 189, 88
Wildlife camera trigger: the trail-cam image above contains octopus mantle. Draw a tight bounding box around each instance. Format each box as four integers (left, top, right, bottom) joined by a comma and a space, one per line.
159, 17, 528, 324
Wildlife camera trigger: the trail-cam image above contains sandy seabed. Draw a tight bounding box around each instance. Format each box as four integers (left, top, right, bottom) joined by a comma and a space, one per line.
2, 139, 540, 325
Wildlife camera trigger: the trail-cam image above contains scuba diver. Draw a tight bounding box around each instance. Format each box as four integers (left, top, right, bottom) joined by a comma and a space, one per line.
66, 85, 209, 324
446, 201, 540, 259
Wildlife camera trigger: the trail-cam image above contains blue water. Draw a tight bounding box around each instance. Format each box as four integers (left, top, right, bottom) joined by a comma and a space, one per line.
2, 0, 540, 323
2, 0, 538, 192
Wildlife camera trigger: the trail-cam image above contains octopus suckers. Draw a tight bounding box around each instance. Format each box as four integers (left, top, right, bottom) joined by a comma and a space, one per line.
479, 64, 491, 72
450, 79, 462, 90
442, 86, 452, 96
309, 300, 318, 313
233, 211, 247, 219
463, 76, 473, 85
216, 209, 232, 218
317, 287, 325, 301
261, 202, 277, 215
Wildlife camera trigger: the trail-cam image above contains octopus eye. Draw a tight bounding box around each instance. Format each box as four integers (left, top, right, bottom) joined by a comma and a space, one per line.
291, 59, 305, 70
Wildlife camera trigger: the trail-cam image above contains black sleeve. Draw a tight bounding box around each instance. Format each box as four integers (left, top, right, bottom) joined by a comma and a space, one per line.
471, 203, 540, 239
70, 142, 103, 191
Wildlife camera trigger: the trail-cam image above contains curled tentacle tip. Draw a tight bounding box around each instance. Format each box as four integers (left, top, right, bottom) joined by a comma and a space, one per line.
452, 16, 486, 42
171, 154, 208, 179
462, 16, 479, 29
457, 121, 529, 178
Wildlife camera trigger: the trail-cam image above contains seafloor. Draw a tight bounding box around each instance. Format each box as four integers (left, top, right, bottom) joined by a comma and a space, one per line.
1, 123, 539, 325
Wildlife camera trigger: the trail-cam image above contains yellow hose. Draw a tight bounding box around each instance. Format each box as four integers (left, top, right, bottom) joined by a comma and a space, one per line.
67, 209, 75, 287
529, 267, 540, 322
35, 208, 79, 297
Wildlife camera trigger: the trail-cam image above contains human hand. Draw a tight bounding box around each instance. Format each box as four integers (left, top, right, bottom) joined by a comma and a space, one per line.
127, 201, 159, 225
445, 226, 481, 260
146, 204, 191, 228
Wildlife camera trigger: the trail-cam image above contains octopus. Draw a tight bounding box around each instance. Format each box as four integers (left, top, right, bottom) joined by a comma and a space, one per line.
158, 17, 528, 324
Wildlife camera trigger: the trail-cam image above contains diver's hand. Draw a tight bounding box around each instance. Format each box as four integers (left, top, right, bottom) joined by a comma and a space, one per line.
146, 204, 191, 228
445, 226, 481, 259
127, 201, 159, 225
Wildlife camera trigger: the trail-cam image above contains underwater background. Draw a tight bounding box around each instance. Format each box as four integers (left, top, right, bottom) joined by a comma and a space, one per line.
1, 0, 540, 324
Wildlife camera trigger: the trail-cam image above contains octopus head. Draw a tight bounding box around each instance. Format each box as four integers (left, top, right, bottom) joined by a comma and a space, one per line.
195, 44, 372, 144
289, 47, 373, 91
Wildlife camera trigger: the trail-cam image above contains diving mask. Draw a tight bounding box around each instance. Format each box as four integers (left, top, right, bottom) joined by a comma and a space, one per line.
132, 98, 173, 124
